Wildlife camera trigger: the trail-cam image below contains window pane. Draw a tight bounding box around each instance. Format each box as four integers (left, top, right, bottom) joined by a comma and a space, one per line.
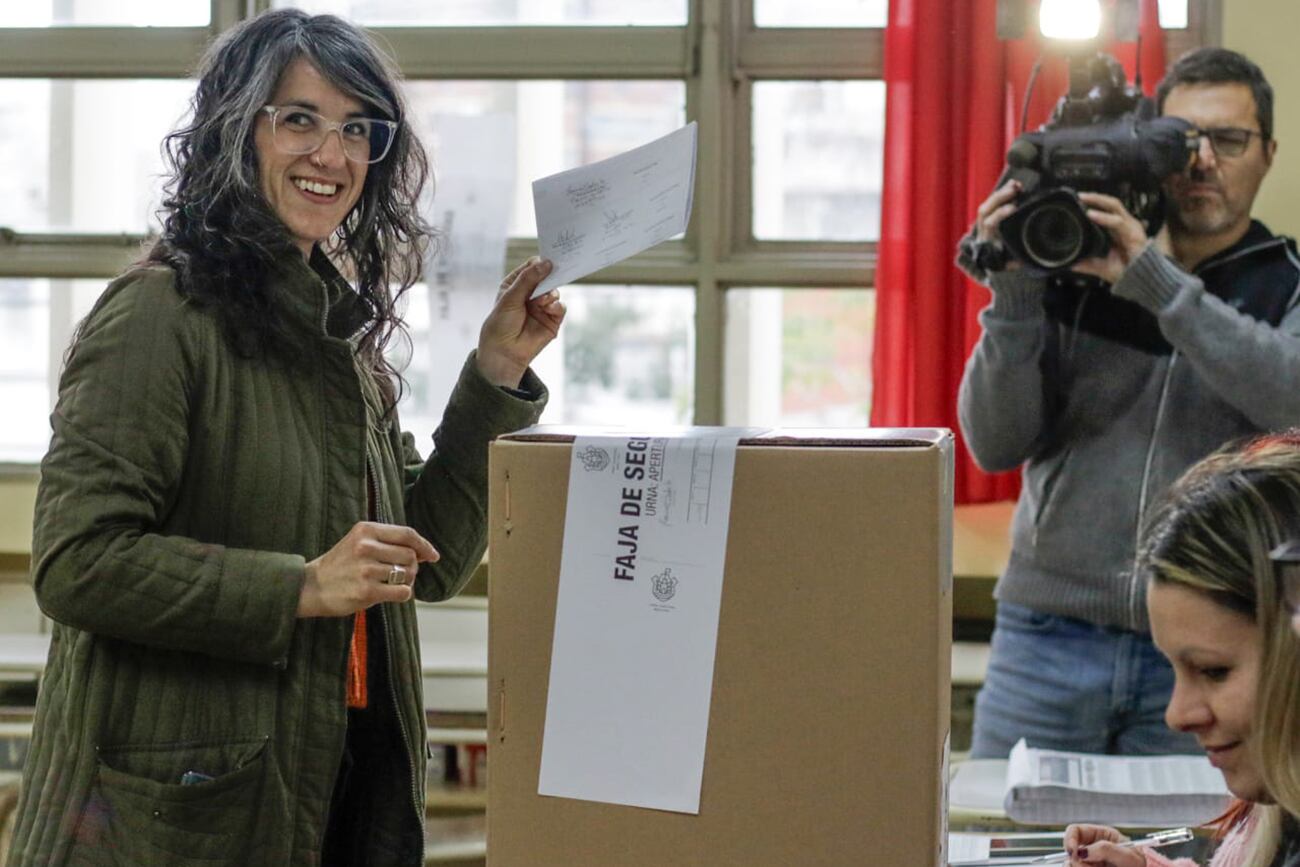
1158, 0, 1187, 28
754, 0, 887, 27
0, 80, 194, 233
543, 285, 694, 426
753, 81, 885, 242
273, 0, 686, 26
723, 288, 874, 427
1, 280, 53, 464
406, 81, 686, 237
0, 0, 207, 26
394, 283, 694, 446
0, 279, 102, 464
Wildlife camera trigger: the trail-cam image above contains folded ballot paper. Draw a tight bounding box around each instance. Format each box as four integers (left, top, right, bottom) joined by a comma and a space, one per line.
530, 122, 697, 297
1003, 739, 1231, 827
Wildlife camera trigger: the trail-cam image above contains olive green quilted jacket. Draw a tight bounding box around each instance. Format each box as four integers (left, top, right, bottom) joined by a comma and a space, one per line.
6, 250, 544, 866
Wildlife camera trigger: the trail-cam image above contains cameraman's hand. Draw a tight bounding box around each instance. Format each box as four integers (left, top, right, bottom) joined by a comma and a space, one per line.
975, 180, 1022, 242
1073, 192, 1150, 285
975, 180, 1023, 252
962, 179, 1023, 277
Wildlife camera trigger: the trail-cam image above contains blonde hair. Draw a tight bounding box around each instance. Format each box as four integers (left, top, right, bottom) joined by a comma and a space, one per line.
1139, 434, 1300, 867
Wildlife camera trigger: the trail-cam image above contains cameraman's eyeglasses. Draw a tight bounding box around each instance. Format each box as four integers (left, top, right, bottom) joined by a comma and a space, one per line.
260, 105, 398, 165
1194, 126, 1265, 158
1268, 539, 1300, 615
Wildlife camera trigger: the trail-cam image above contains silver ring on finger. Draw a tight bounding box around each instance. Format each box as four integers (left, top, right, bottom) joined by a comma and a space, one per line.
387, 564, 407, 586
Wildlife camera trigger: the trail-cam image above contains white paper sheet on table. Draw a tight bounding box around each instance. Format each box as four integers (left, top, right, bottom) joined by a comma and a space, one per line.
537, 429, 746, 814
948, 835, 993, 862
530, 122, 697, 297
948, 831, 1069, 866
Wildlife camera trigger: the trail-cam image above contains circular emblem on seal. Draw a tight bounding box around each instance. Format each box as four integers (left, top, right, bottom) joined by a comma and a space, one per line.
576, 445, 611, 472
651, 568, 678, 602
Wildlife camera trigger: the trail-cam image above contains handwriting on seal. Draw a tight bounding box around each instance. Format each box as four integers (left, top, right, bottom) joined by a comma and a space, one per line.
566, 179, 610, 208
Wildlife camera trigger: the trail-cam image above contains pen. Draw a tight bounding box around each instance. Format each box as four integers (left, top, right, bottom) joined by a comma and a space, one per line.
1029, 827, 1195, 864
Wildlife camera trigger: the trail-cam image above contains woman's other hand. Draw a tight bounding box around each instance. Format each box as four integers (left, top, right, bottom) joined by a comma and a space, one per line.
298, 522, 439, 617
476, 256, 566, 389
1063, 824, 1145, 867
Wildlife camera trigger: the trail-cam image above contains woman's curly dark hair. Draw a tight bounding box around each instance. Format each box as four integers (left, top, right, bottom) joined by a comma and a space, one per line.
143, 8, 431, 409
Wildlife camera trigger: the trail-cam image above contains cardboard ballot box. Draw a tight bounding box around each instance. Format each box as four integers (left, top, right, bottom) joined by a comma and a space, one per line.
487, 427, 954, 866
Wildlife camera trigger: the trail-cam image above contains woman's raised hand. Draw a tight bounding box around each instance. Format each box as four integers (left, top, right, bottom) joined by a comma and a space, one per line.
475, 257, 566, 389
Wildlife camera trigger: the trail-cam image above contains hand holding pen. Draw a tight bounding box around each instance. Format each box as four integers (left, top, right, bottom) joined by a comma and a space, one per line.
1047, 826, 1195, 866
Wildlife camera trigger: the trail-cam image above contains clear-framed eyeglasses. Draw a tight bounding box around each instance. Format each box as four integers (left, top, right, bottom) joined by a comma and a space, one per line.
1194, 126, 1265, 159
260, 104, 398, 164
1268, 538, 1300, 615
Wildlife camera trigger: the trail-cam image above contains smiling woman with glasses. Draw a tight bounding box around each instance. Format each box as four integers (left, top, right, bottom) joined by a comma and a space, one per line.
7, 9, 565, 867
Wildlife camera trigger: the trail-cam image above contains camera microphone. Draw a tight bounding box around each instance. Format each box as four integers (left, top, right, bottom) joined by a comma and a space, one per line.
1007, 139, 1039, 170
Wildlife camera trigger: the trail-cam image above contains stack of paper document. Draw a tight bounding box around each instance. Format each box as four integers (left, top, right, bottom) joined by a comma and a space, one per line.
1003, 739, 1231, 826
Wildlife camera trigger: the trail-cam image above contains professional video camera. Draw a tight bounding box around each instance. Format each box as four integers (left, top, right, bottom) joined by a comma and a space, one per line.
966, 51, 1198, 276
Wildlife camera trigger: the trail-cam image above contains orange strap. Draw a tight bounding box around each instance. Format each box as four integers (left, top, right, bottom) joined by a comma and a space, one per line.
346, 611, 368, 709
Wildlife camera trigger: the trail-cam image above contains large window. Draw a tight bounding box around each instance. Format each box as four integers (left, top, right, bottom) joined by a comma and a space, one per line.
0, 0, 1212, 463
752, 80, 884, 242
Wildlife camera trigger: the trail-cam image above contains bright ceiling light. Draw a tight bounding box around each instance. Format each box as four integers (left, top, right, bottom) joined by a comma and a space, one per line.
1039, 0, 1102, 40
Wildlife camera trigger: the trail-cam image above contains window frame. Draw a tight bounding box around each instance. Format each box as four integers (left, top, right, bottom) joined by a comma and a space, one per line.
0, 0, 1216, 467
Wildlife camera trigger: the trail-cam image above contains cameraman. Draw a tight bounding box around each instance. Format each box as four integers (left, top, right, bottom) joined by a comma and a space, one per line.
958, 47, 1300, 758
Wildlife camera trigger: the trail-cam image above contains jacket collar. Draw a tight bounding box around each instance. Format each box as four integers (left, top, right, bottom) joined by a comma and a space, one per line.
1196, 219, 1300, 325
270, 246, 372, 344
1193, 219, 1287, 276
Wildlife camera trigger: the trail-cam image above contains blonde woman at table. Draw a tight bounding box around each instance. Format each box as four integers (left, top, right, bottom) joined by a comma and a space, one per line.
1065, 434, 1300, 867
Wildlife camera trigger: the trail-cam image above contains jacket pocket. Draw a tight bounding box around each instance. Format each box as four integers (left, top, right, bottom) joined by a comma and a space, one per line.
73, 737, 267, 866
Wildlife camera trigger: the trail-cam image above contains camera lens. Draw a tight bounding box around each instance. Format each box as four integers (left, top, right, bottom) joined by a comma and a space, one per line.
1020, 202, 1085, 269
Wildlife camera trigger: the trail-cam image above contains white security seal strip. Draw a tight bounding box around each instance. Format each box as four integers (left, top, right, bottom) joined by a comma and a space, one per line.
538, 428, 751, 814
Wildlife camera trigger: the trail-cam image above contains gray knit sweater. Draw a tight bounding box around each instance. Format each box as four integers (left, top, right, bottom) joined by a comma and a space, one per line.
958, 228, 1300, 631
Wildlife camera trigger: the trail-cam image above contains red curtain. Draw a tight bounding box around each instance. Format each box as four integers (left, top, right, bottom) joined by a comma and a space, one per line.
871, 0, 1166, 504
